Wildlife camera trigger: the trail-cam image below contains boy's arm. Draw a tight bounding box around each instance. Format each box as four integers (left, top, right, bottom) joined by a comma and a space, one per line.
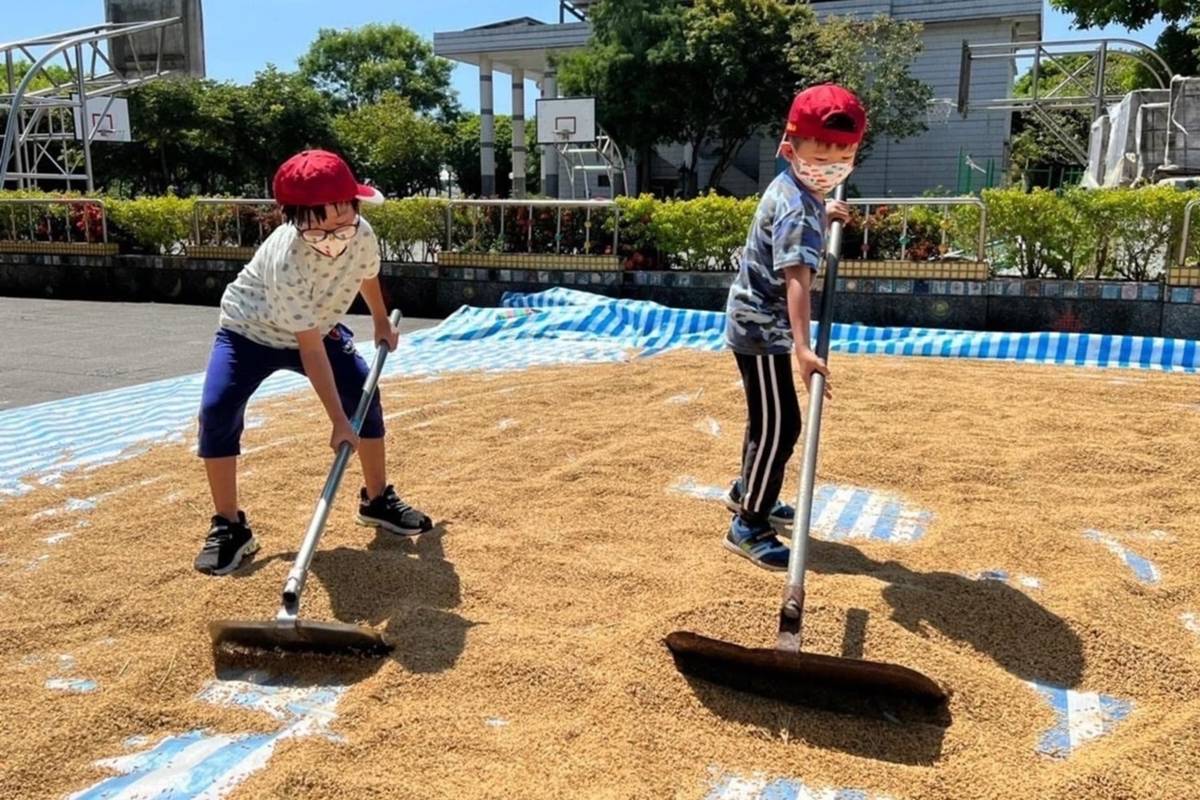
773, 199, 831, 399
784, 265, 815, 352
295, 328, 357, 450
783, 264, 831, 399
359, 276, 398, 350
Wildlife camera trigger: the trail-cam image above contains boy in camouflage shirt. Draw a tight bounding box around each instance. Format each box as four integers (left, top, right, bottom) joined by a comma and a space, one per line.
722, 84, 866, 571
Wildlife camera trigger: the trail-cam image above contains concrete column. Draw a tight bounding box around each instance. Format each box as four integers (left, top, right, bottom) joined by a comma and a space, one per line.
540, 69, 559, 199
480, 55, 496, 197
511, 68, 527, 199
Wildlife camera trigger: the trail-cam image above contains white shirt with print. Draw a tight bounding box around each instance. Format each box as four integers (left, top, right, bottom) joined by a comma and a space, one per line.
219, 218, 381, 349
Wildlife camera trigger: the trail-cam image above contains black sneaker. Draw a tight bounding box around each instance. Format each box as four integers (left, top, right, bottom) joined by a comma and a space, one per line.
194, 512, 259, 576
357, 485, 432, 536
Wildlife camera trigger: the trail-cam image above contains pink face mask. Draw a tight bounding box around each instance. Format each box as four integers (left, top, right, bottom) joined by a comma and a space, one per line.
309, 238, 352, 259
791, 156, 854, 194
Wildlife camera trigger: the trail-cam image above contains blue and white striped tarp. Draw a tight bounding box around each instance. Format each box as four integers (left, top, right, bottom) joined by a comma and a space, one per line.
669, 477, 931, 544
3, 288, 1197, 496
707, 773, 892, 800
499, 287, 1200, 372
0, 320, 636, 497
1028, 682, 1133, 759
70, 670, 345, 800
1083, 529, 1161, 585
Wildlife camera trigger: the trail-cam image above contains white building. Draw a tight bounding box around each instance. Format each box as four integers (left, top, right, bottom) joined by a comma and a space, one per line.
433, 0, 1042, 198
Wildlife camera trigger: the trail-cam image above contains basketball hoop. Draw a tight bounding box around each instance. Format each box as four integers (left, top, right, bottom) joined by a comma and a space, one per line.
926, 98, 956, 127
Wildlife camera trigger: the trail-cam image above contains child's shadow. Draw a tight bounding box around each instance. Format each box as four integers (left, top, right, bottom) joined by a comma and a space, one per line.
809, 538, 1085, 689
308, 522, 474, 675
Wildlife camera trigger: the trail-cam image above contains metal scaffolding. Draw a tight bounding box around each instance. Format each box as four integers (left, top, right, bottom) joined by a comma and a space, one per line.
559, 1, 593, 23
958, 38, 1174, 165
1, 18, 190, 191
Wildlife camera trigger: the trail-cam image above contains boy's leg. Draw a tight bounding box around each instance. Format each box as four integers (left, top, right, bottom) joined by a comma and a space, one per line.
357, 438, 387, 500
739, 352, 802, 522
725, 352, 801, 571
195, 330, 278, 575
319, 326, 432, 536
205, 457, 239, 522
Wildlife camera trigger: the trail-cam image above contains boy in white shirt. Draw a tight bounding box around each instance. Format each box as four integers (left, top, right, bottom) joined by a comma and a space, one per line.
194, 149, 431, 576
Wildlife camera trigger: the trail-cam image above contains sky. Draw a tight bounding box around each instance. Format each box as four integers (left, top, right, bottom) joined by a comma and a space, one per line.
1, 0, 1170, 116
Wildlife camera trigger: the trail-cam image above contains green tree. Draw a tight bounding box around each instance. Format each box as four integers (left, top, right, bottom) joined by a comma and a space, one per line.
334, 93, 446, 197
803, 15, 933, 163
240, 66, 339, 193
1143, 21, 1200, 82
558, 0, 690, 193
443, 114, 542, 197
298, 24, 458, 116
1049, 0, 1198, 29
86, 69, 339, 196
676, 0, 801, 194
3, 62, 74, 93
91, 78, 241, 195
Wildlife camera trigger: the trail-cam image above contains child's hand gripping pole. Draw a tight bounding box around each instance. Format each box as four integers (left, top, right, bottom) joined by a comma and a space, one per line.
280, 309, 403, 620
777, 183, 847, 653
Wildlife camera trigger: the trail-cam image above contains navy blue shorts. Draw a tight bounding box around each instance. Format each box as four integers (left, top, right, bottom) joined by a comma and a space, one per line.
197, 324, 385, 459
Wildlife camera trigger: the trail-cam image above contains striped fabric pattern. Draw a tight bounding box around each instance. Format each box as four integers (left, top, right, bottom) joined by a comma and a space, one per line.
1028, 682, 1134, 759
3, 288, 1197, 497
1083, 529, 1161, 585
707, 774, 892, 800
501, 287, 1200, 371
669, 477, 931, 544
70, 671, 344, 800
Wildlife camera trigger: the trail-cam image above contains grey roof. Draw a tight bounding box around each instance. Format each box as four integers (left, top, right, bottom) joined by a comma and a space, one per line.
469, 17, 546, 32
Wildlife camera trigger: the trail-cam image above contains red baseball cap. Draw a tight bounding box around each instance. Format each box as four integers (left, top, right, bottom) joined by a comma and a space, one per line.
785, 84, 867, 146
272, 149, 384, 206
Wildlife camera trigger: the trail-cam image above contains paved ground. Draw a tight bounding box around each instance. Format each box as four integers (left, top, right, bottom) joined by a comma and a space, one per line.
0, 298, 439, 409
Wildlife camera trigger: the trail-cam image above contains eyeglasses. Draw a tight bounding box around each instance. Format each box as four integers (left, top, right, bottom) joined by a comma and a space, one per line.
300, 217, 360, 244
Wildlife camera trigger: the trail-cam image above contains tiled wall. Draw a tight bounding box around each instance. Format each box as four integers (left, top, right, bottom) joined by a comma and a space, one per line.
2, 254, 1198, 338
418, 264, 1200, 307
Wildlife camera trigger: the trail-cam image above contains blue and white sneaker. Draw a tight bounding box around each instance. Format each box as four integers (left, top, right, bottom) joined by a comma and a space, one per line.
724, 516, 790, 572
723, 478, 795, 531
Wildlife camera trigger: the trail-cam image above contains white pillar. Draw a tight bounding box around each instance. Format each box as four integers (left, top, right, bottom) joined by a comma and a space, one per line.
480, 56, 496, 197
540, 69, 559, 199
511, 68, 526, 199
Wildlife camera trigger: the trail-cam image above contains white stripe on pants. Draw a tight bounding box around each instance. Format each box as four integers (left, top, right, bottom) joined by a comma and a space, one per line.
736, 352, 801, 523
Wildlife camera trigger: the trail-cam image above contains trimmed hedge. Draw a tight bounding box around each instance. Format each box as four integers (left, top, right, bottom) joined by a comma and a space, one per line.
1, 187, 1197, 279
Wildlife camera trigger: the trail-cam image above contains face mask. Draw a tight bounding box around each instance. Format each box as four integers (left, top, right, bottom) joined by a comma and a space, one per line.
791, 156, 854, 194
309, 237, 352, 259
300, 217, 359, 259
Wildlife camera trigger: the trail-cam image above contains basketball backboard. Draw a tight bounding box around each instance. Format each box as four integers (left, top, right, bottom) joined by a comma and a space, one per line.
72, 96, 132, 142
537, 97, 596, 144
105, 0, 206, 78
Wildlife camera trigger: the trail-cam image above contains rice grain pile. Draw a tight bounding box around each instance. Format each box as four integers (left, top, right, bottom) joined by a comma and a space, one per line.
1, 351, 1198, 799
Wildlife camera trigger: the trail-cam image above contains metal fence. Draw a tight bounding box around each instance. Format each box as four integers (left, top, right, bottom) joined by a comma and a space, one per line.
1171, 198, 1200, 285
188, 198, 278, 259
445, 199, 620, 257
846, 196, 987, 263
0, 197, 111, 249
1178, 198, 1200, 267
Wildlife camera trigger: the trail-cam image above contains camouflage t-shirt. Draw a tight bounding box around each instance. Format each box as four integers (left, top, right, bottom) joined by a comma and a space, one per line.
724, 171, 826, 355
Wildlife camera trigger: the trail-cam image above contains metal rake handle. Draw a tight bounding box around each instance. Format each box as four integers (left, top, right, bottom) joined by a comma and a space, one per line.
280, 309, 403, 617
